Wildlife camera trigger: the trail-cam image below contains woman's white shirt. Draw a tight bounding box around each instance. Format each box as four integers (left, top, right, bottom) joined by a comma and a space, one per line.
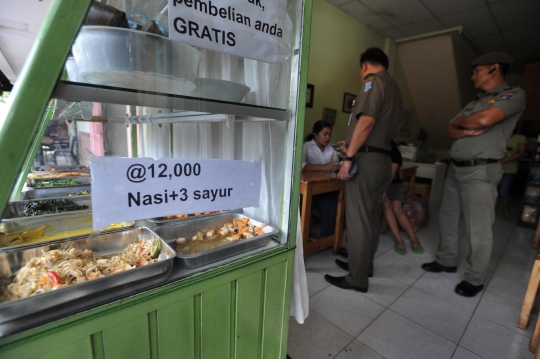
302, 140, 339, 169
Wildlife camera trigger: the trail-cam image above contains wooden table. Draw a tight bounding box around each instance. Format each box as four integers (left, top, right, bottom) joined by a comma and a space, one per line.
300, 171, 345, 259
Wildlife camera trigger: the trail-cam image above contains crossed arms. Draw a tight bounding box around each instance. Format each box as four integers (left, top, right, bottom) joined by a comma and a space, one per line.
444, 107, 506, 139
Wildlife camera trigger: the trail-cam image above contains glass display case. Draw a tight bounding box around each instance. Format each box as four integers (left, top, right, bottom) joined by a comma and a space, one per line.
0, 0, 311, 356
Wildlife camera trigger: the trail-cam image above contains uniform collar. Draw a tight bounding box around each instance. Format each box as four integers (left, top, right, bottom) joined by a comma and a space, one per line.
477, 81, 509, 97
310, 139, 328, 152
363, 69, 388, 81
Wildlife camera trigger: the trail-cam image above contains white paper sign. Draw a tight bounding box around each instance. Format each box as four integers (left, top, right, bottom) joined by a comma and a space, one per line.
90, 156, 262, 230
168, 0, 292, 63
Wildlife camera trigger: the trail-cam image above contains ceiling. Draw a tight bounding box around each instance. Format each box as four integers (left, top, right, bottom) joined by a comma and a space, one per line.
0, 0, 52, 84
328, 0, 540, 69
1, 0, 540, 84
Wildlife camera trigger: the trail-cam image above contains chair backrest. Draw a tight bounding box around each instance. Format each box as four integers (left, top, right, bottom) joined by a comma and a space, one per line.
70, 136, 79, 155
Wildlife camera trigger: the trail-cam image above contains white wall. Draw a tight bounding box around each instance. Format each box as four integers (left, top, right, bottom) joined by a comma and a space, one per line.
397, 35, 464, 152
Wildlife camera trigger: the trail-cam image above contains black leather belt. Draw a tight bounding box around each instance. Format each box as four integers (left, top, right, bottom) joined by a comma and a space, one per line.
357, 145, 391, 156
451, 158, 499, 167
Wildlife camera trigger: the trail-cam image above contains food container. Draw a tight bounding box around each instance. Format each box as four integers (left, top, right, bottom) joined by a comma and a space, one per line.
147, 209, 240, 227
28, 169, 90, 177
72, 26, 202, 95
22, 185, 91, 200
1, 196, 135, 250
26, 176, 92, 189
187, 78, 250, 102
0, 227, 174, 322
31, 166, 90, 174
155, 213, 277, 269
2, 197, 92, 220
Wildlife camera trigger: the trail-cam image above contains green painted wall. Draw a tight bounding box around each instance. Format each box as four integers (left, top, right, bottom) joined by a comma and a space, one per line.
305, 0, 386, 142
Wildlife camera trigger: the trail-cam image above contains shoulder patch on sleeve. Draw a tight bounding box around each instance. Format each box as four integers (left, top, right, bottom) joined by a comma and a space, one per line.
364, 81, 373, 92
499, 92, 514, 100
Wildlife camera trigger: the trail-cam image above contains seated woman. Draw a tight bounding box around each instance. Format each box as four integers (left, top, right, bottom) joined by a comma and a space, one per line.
382, 142, 424, 255
302, 120, 340, 237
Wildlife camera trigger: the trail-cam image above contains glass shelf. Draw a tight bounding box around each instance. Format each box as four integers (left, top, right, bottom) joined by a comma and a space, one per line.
52, 81, 291, 121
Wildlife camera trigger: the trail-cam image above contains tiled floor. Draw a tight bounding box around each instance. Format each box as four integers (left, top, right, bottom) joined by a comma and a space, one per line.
287, 210, 539, 359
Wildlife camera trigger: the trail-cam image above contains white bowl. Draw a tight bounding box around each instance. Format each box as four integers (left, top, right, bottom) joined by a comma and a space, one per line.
72, 26, 202, 95
187, 78, 251, 102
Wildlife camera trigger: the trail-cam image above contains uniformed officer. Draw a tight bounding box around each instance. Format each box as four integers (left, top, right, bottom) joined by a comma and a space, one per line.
325, 47, 402, 292
422, 52, 526, 297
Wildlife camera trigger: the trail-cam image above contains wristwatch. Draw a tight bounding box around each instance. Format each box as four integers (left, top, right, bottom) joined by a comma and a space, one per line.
342, 154, 354, 162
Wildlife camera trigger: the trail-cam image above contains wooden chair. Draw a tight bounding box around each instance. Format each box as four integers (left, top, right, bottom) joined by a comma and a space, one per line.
53, 135, 79, 165
517, 254, 540, 354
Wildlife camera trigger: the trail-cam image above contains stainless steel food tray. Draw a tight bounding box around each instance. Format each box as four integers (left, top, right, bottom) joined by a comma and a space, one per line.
0, 208, 135, 250
147, 209, 240, 226
2, 196, 92, 220
155, 213, 277, 269
26, 176, 92, 188
31, 168, 90, 175
0, 227, 174, 323
22, 185, 91, 200
26, 174, 91, 182
32, 165, 90, 172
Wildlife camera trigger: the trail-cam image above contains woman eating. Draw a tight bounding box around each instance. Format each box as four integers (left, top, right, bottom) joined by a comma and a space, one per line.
302, 120, 341, 237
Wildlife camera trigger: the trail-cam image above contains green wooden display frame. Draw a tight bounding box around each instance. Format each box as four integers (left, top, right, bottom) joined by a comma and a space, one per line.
0, 0, 313, 356
0, 0, 92, 214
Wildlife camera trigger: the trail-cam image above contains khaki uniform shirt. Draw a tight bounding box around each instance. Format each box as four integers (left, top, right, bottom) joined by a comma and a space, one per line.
346, 70, 402, 150
449, 82, 526, 160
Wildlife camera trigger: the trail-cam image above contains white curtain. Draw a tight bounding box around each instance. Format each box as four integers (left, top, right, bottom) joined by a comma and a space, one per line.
290, 209, 309, 323
169, 120, 286, 229
138, 123, 170, 159
135, 14, 308, 323
195, 48, 292, 109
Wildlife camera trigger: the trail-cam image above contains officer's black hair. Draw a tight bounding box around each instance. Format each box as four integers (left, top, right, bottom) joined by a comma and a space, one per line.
304, 120, 333, 142
360, 47, 389, 70
499, 63, 510, 76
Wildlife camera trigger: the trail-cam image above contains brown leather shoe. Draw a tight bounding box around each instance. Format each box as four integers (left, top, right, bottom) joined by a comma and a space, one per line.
324, 275, 367, 293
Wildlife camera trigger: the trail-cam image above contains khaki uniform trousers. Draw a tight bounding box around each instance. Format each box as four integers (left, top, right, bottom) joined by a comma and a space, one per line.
436, 162, 503, 286
345, 153, 391, 288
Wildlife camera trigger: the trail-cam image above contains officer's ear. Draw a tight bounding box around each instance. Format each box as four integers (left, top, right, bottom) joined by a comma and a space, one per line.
488, 65, 497, 75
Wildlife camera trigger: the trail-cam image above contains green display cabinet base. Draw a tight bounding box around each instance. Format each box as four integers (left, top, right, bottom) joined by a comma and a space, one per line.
0, 249, 295, 359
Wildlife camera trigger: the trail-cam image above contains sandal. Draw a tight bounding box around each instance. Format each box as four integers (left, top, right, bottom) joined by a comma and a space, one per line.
394, 244, 406, 255
411, 243, 424, 254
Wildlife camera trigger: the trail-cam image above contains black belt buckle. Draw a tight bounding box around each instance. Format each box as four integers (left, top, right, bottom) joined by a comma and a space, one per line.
452, 159, 474, 167
358, 146, 390, 156
452, 158, 498, 167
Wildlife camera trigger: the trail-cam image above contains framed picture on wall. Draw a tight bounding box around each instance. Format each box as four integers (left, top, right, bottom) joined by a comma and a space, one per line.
306, 84, 314, 108
342, 92, 356, 113
322, 108, 337, 125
